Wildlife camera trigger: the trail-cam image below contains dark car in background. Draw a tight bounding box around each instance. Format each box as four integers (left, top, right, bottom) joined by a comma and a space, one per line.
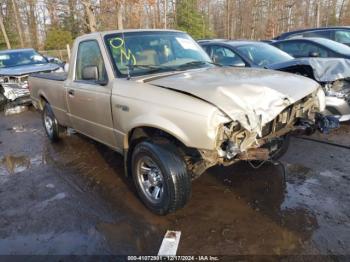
271, 38, 350, 59
199, 39, 350, 121
0, 48, 63, 104
199, 39, 293, 68
274, 26, 350, 46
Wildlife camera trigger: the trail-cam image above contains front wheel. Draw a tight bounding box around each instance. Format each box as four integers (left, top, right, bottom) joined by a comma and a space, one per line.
42, 103, 60, 142
269, 135, 290, 160
131, 141, 191, 215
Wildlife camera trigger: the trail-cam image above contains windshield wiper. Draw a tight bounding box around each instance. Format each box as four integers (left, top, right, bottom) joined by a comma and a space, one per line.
129, 64, 160, 70
176, 61, 221, 70
126, 64, 169, 79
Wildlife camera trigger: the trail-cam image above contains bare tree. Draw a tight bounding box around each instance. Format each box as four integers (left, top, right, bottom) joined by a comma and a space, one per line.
11, 0, 24, 47
0, 9, 10, 49
81, 0, 97, 32
26, 0, 39, 49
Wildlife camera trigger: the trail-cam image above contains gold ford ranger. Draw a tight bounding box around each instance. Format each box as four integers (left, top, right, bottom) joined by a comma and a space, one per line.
29, 29, 329, 215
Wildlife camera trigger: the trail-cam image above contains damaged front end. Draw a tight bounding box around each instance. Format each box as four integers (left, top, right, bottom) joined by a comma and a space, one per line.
270, 58, 350, 122
0, 75, 31, 103
322, 80, 350, 122
189, 89, 339, 178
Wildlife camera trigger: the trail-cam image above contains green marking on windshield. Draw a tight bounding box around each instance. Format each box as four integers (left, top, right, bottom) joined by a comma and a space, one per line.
109, 37, 137, 65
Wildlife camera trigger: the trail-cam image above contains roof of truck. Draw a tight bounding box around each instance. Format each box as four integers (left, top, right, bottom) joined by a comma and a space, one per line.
81, 29, 183, 38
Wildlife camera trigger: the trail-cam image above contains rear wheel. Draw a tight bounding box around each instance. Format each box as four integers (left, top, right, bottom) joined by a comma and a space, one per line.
131, 141, 191, 215
42, 103, 60, 142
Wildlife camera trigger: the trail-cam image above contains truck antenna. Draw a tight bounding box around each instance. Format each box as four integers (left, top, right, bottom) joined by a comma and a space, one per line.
127, 59, 132, 80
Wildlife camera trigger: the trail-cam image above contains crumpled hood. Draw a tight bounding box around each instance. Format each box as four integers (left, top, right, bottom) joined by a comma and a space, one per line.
142, 67, 319, 132
0, 63, 60, 76
268, 58, 350, 82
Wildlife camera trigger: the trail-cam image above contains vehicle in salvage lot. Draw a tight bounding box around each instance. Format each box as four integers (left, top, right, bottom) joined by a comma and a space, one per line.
273, 26, 350, 46
29, 29, 335, 215
271, 38, 350, 59
199, 40, 350, 122
0, 48, 64, 104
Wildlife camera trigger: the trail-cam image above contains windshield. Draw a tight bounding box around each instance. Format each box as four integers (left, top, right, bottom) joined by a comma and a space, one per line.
0, 49, 48, 68
312, 38, 350, 55
236, 43, 293, 67
105, 32, 212, 77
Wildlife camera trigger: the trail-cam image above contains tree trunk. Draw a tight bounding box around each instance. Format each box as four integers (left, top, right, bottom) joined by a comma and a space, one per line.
338, 0, 346, 23
81, 0, 97, 32
0, 12, 11, 49
27, 0, 39, 49
164, 0, 167, 29
315, 2, 320, 27
116, 0, 124, 30
11, 0, 24, 47
45, 0, 59, 28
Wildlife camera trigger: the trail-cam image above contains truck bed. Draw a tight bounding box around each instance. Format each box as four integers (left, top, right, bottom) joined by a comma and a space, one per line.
30, 72, 67, 81
29, 72, 68, 126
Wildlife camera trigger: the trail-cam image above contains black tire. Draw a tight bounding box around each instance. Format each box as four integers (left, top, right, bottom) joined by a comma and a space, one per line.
0, 93, 6, 106
270, 135, 290, 160
131, 141, 191, 215
42, 103, 60, 142
0, 86, 6, 108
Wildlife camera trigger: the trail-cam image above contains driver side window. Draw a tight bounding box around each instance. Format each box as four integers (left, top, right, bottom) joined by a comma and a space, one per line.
210, 46, 245, 66
76, 40, 107, 82
299, 42, 329, 57
335, 30, 350, 45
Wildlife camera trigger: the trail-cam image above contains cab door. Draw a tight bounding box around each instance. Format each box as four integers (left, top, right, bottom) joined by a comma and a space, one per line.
66, 39, 117, 149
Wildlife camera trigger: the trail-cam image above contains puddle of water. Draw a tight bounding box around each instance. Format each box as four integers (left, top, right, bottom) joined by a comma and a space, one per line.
4, 105, 28, 116
0, 154, 45, 175
35, 192, 67, 211
96, 221, 162, 255
0, 231, 106, 255
6, 125, 41, 133
285, 163, 315, 185
9, 126, 344, 255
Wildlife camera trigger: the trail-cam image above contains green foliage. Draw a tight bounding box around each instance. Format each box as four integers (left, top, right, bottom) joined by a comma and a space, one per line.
44, 28, 73, 50
175, 0, 213, 39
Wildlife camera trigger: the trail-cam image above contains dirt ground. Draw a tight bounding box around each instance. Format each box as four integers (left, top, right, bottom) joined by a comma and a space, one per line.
0, 105, 349, 256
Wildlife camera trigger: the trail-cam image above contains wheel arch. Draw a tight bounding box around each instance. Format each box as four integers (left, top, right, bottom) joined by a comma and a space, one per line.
124, 125, 200, 178
38, 93, 49, 110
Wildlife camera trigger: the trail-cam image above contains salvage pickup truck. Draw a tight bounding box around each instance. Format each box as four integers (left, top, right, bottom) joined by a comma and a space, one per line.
29, 29, 329, 215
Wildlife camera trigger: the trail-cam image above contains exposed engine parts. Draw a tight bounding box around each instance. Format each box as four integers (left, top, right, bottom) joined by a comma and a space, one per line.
0, 75, 30, 101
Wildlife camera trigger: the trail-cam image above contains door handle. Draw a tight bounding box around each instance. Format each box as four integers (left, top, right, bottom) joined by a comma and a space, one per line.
68, 89, 75, 96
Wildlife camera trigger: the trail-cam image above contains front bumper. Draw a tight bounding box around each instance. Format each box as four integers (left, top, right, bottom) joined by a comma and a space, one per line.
2, 83, 30, 101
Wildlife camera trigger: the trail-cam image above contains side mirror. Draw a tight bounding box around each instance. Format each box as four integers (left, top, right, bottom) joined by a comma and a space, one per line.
231, 61, 246, 67
82, 65, 98, 81
309, 51, 319, 57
